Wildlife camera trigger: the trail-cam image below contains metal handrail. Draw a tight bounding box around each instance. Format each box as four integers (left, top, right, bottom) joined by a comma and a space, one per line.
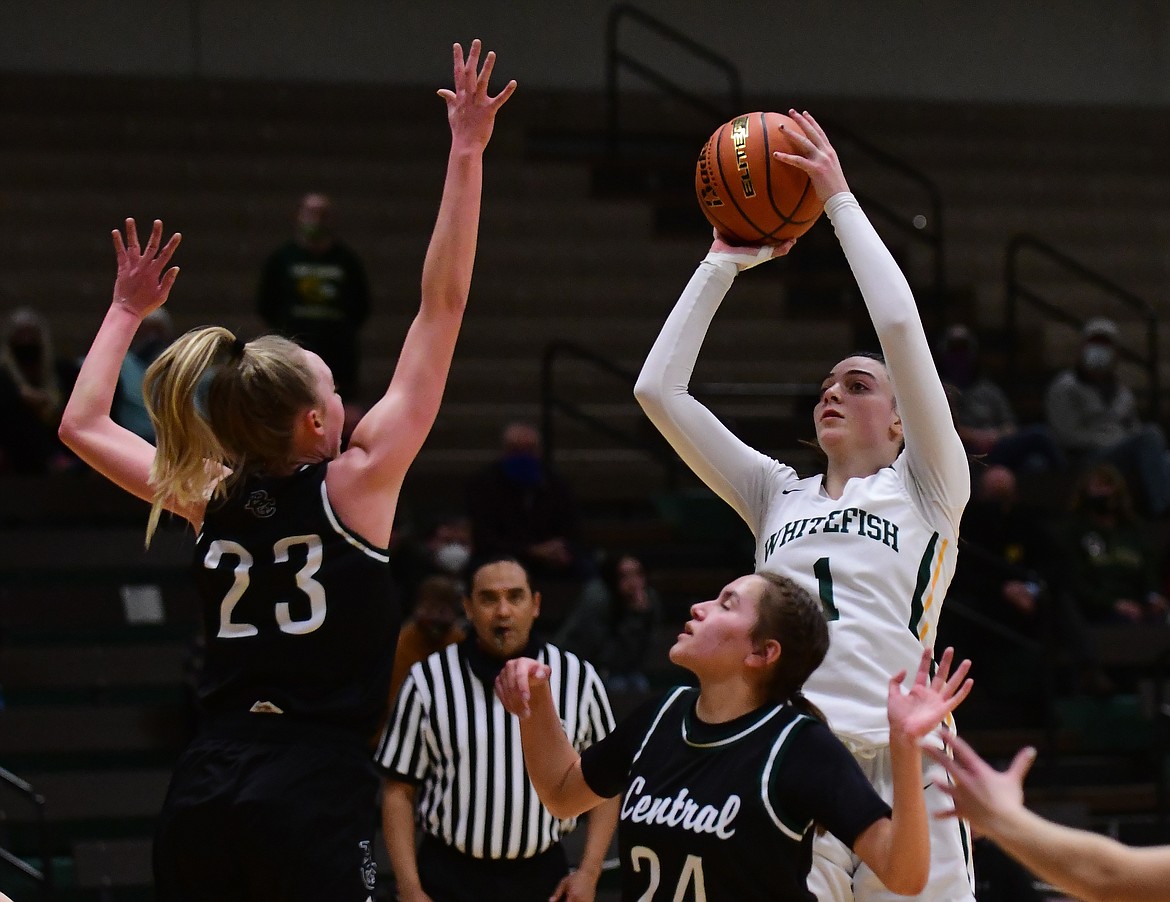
0, 763, 52, 900
540, 340, 680, 487
1005, 233, 1159, 416
817, 115, 947, 307
605, 3, 743, 157
540, 339, 819, 487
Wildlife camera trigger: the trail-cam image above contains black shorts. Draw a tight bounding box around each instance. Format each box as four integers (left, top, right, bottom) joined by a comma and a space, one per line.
153, 716, 379, 902
417, 835, 568, 902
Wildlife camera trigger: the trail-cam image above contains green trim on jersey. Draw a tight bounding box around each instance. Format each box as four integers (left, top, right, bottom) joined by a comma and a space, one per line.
907, 531, 940, 638
762, 715, 815, 839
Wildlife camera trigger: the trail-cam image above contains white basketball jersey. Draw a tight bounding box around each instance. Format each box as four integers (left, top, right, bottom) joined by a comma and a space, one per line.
752, 454, 958, 744
635, 192, 971, 747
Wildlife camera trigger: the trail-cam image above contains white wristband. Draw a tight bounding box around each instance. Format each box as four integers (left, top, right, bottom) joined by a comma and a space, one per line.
704, 246, 776, 273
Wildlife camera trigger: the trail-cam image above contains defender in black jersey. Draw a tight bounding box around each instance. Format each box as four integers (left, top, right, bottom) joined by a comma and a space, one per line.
58, 41, 516, 902
496, 573, 972, 901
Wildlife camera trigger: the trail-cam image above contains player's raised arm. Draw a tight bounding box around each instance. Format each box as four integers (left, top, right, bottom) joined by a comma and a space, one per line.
58, 220, 196, 523
775, 110, 969, 519
852, 648, 972, 895
335, 41, 515, 526
927, 734, 1170, 902
495, 657, 607, 820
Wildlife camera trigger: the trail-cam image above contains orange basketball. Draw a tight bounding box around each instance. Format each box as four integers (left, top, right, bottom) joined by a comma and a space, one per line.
695, 111, 824, 245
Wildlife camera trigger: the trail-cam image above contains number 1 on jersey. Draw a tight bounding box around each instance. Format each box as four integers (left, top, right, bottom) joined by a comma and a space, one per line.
814, 557, 840, 622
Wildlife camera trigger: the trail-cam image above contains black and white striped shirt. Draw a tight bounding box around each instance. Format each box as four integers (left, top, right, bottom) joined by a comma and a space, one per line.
376, 638, 615, 860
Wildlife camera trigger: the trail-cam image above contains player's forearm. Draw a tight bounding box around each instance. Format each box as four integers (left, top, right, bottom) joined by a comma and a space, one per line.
634, 258, 733, 409
633, 258, 768, 523
986, 806, 1142, 902
882, 737, 930, 894
827, 191, 969, 508
60, 304, 140, 443
420, 147, 484, 317
825, 193, 917, 336
577, 796, 620, 878
518, 684, 589, 819
381, 782, 424, 894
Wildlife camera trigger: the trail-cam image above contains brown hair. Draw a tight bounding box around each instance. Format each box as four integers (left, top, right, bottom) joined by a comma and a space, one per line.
142, 328, 317, 544
750, 573, 830, 724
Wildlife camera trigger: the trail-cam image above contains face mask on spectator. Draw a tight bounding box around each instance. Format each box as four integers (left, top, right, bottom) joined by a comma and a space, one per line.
433, 541, 471, 575
1082, 344, 1115, 372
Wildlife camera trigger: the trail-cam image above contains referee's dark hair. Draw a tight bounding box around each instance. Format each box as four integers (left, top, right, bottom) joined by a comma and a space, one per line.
467, 554, 535, 591
752, 573, 830, 724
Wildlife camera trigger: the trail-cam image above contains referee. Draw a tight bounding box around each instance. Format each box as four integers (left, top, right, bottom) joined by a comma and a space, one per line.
377, 557, 619, 902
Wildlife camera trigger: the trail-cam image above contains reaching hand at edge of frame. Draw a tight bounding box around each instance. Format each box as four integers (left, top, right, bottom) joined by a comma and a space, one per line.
112, 218, 181, 318
437, 39, 518, 152
772, 109, 851, 203
495, 657, 550, 720
924, 731, 1035, 832
886, 646, 973, 744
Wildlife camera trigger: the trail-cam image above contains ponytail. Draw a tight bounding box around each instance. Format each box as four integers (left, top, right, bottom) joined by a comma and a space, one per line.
787, 689, 829, 727
142, 327, 235, 545
142, 328, 316, 546
750, 573, 831, 711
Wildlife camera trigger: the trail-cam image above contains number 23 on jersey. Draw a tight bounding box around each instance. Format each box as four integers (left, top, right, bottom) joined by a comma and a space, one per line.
204, 534, 327, 638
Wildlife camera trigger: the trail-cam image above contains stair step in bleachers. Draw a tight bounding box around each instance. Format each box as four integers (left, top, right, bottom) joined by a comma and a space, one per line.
3, 642, 189, 702
0, 704, 191, 769
73, 837, 154, 892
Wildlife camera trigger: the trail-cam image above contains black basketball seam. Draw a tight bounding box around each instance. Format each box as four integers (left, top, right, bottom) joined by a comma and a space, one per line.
761, 113, 818, 239
714, 117, 769, 242
698, 133, 748, 241
762, 176, 820, 241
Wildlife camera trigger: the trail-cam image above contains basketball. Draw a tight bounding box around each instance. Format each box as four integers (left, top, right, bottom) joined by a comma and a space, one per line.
695, 111, 824, 245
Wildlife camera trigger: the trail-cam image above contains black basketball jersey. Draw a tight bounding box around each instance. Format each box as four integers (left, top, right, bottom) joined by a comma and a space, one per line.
580, 688, 890, 902
192, 462, 399, 736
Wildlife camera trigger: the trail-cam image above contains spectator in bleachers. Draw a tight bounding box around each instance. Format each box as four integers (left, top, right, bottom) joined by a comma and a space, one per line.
1044, 317, 1170, 515
389, 511, 474, 610
944, 465, 1106, 711
938, 323, 1062, 473
0, 306, 77, 473
111, 307, 173, 441
953, 466, 1050, 637
555, 552, 660, 692
386, 574, 466, 704
466, 421, 589, 582
257, 192, 371, 403
1057, 462, 1168, 625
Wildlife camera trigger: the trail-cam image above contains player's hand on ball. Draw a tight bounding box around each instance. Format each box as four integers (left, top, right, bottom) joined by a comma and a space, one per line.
708, 229, 796, 271
495, 657, 550, 719
772, 110, 851, 202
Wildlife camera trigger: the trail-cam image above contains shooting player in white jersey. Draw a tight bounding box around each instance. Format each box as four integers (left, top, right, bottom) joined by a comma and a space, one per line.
635, 110, 973, 901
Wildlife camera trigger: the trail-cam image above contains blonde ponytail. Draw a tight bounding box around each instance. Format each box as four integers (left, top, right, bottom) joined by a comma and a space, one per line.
142, 329, 318, 546
142, 327, 235, 545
